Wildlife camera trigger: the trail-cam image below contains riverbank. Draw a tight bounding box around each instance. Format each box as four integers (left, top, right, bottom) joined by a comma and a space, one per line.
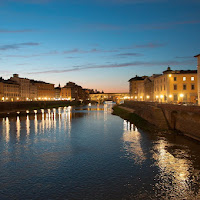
113, 101, 200, 142
112, 105, 165, 133
0, 100, 82, 118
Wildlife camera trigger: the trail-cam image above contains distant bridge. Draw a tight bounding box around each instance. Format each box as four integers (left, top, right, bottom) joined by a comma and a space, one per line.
89, 93, 130, 104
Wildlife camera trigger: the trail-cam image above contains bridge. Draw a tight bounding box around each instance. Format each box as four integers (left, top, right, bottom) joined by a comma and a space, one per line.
89, 93, 130, 104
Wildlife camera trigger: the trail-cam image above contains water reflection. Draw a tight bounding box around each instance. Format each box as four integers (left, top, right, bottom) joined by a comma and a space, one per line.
123, 120, 146, 164
0, 105, 199, 200
5, 117, 10, 143
153, 138, 200, 199
16, 116, 20, 141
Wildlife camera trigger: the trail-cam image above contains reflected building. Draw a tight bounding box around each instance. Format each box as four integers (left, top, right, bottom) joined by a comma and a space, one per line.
153, 138, 200, 199
123, 120, 146, 164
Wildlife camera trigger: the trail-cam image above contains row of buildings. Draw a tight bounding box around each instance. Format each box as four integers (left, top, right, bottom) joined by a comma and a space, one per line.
129, 67, 198, 103
0, 74, 93, 102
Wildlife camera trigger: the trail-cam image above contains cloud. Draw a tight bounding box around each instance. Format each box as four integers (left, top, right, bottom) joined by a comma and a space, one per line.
115, 53, 143, 57
120, 42, 166, 50
0, 29, 35, 33
0, 42, 40, 51
29, 59, 195, 74
175, 56, 194, 59
3, 0, 54, 4
140, 20, 200, 30
63, 48, 118, 54
6, 50, 58, 57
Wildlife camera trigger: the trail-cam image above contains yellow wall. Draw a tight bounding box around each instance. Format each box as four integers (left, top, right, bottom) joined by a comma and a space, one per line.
61, 87, 71, 100
154, 73, 197, 103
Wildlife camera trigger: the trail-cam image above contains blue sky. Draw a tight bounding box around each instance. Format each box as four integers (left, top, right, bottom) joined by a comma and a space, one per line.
0, 0, 200, 92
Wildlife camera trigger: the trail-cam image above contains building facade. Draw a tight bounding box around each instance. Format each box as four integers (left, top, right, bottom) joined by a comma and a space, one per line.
129, 76, 147, 101
10, 74, 30, 100
154, 68, 197, 103
31, 80, 55, 100
0, 78, 20, 101
60, 87, 71, 100
194, 54, 200, 104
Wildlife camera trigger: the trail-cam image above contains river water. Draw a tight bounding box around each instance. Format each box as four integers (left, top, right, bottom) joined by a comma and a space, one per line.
0, 105, 200, 200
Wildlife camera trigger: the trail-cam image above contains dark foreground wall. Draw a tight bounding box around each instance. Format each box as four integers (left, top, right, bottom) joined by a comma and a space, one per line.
0, 101, 79, 114
123, 101, 200, 141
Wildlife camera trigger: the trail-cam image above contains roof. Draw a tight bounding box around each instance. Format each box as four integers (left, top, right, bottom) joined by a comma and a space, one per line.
2, 79, 20, 85
163, 69, 197, 75
128, 76, 147, 82
30, 79, 54, 85
194, 54, 200, 57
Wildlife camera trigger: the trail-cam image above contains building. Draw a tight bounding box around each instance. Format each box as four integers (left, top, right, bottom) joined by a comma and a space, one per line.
154, 67, 197, 103
144, 76, 156, 102
10, 74, 30, 100
55, 84, 61, 100
60, 87, 71, 100
29, 83, 37, 100
64, 82, 83, 101
30, 80, 55, 100
0, 78, 20, 101
129, 76, 147, 101
194, 54, 200, 104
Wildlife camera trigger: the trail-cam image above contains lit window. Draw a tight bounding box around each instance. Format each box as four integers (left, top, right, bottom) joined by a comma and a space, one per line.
183, 77, 186, 81
191, 77, 194, 81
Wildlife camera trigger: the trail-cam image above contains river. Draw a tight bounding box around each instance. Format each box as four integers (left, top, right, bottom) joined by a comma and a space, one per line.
0, 104, 200, 200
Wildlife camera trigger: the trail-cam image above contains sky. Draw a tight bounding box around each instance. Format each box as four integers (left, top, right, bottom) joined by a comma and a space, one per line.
0, 0, 200, 92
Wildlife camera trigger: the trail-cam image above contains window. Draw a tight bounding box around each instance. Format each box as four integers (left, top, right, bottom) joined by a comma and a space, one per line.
174, 77, 177, 81
183, 77, 186, 81
191, 84, 195, 90
191, 77, 195, 81
174, 84, 177, 90
183, 94, 187, 102
174, 94, 178, 101
183, 84, 187, 90
164, 85, 165, 90
161, 86, 162, 91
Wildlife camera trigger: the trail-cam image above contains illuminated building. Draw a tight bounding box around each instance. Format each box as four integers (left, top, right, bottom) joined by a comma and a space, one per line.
129, 76, 147, 101
0, 78, 20, 101
154, 67, 197, 103
30, 80, 55, 100
60, 87, 71, 100
55, 84, 61, 99
10, 74, 30, 101
194, 54, 200, 105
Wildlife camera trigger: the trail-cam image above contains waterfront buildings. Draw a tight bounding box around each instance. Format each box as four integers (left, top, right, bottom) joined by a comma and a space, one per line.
129, 76, 146, 101
60, 87, 71, 100
10, 74, 31, 101
194, 54, 200, 105
30, 80, 55, 100
0, 78, 20, 101
129, 67, 198, 103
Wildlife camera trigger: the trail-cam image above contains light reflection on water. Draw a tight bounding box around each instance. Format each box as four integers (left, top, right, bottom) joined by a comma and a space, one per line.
153, 138, 200, 199
0, 105, 199, 200
123, 120, 146, 164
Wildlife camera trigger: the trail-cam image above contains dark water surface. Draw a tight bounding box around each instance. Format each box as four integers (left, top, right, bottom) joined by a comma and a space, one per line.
0, 105, 200, 200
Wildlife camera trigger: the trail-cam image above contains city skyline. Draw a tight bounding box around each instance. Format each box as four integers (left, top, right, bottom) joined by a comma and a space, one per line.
0, 0, 200, 92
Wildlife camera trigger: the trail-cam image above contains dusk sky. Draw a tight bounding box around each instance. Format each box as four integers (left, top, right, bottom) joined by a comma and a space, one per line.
0, 0, 200, 92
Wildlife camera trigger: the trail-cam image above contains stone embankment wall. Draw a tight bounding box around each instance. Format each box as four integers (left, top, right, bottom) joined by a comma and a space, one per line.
123, 101, 200, 141
0, 101, 77, 116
